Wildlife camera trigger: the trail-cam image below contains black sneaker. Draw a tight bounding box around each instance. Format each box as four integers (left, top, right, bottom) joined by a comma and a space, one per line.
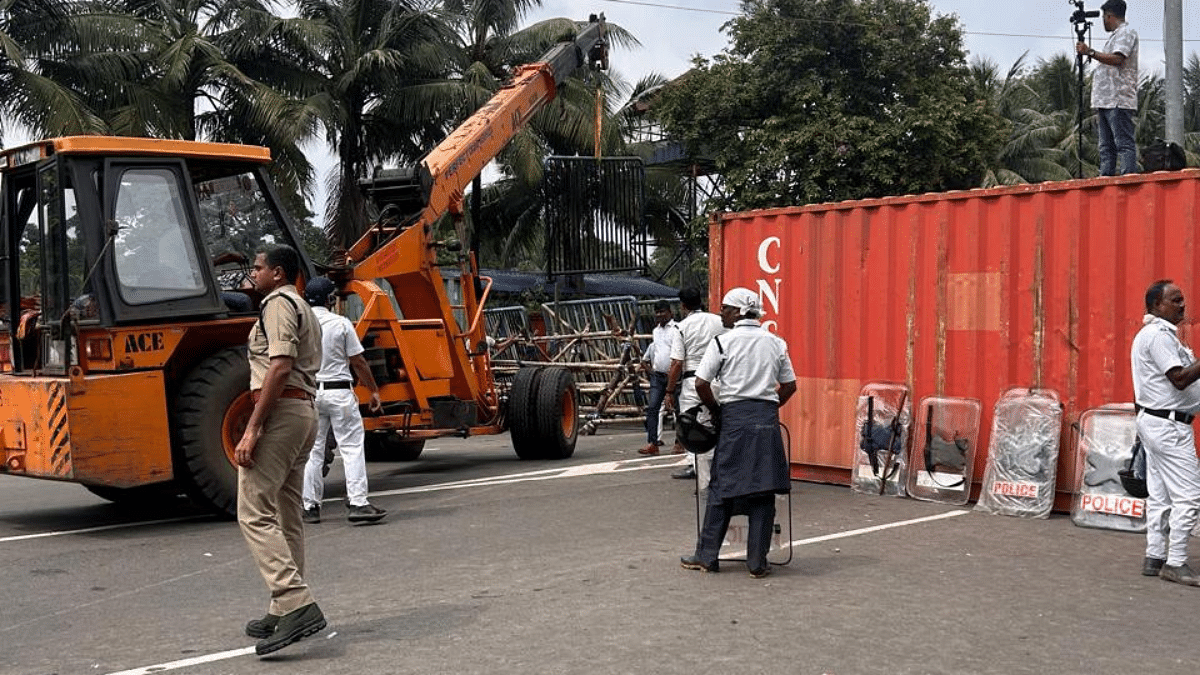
347, 503, 387, 524
1143, 557, 1166, 577
680, 555, 719, 573
749, 566, 772, 579
302, 506, 320, 524
255, 602, 326, 656
1161, 563, 1200, 587
245, 613, 280, 639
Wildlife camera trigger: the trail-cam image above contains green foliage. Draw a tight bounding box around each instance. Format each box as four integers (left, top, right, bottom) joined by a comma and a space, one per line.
653, 0, 1004, 211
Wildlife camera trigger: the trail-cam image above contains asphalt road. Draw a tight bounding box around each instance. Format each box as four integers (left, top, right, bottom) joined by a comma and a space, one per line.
2, 425, 1198, 675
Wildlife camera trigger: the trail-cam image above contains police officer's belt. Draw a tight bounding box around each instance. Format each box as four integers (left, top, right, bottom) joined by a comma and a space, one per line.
317, 381, 354, 390
251, 387, 314, 404
682, 370, 696, 379
1136, 404, 1195, 425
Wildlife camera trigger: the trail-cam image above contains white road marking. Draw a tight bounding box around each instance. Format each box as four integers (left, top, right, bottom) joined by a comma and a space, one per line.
719, 509, 971, 559
105, 647, 255, 675
0, 516, 202, 543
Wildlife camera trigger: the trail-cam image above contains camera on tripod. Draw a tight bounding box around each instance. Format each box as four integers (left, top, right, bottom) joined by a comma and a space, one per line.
1070, 0, 1099, 24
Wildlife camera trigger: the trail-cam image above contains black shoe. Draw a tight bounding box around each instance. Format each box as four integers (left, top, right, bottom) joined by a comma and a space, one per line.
1161, 564, 1200, 587
672, 466, 696, 480
245, 613, 280, 639
1143, 557, 1166, 577
255, 602, 326, 656
347, 503, 387, 523
750, 566, 772, 579
302, 506, 320, 524
680, 555, 718, 573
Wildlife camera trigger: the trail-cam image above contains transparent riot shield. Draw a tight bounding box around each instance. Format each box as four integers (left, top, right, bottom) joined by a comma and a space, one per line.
974, 388, 1063, 519
1071, 405, 1145, 533
852, 383, 911, 498
905, 396, 982, 506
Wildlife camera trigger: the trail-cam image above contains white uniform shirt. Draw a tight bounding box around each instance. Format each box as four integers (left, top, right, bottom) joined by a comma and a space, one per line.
643, 320, 677, 374
1092, 21, 1138, 110
670, 311, 725, 372
1131, 314, 1200, 411
313, 306, 365, 383
695, 319, 796, 404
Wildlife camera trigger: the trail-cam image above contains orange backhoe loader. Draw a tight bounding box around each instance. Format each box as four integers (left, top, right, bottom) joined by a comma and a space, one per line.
0, 15, 608, 516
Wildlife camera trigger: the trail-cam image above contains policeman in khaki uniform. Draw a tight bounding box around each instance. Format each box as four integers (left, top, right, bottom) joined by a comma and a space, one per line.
1131, 279, 1200, 586
235, 244, 327, 655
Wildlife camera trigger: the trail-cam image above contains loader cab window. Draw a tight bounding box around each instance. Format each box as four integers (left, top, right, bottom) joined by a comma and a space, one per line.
112, 168, 207, 305
195, 171, 291, 294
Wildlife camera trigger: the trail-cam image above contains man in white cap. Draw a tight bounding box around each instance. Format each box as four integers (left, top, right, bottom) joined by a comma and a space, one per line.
680, 287, 796, 579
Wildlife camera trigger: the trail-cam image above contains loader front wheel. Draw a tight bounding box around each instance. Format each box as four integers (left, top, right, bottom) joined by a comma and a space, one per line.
364, 433, 426, 461
173, 347, 251, 519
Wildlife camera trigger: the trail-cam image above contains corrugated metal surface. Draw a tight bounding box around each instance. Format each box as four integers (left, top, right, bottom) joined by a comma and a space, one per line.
712, 170, 1200, 507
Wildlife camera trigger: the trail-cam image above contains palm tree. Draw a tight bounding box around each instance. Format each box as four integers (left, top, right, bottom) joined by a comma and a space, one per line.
0, 0, 106, 140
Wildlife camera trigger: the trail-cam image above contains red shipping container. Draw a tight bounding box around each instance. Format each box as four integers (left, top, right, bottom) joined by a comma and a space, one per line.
710, 170, 1200, 510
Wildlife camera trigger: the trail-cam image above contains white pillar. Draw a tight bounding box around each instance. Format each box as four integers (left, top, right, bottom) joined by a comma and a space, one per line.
1164, 0, 1185, 144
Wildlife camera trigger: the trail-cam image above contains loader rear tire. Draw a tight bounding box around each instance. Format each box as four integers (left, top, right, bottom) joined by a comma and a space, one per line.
534, 367, 577, 460
173, 347, 251, 519
509, 366, 543, 459
364, 433, 426, 461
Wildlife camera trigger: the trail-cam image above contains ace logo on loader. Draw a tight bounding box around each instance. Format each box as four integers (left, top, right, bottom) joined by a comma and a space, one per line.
124, 331, 165, 353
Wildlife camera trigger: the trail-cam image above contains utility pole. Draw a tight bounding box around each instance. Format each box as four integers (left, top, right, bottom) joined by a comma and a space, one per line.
1164, 0, 1184, 144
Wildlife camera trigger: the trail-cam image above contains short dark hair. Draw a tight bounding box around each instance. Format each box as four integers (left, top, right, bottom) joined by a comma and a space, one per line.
653, 300, 671, 311
1146, 279, 1173, 312
1100, 0, 1126, 18
679, 287, 704, 310
262, 244, 302, 283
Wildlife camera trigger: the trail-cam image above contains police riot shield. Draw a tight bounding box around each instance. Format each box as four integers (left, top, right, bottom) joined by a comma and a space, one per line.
851, 383, 911, 498
1071, 405, 1146, 532
718, 492, 793, 566
905, 396, 982, 506
974, 388, 1063, 519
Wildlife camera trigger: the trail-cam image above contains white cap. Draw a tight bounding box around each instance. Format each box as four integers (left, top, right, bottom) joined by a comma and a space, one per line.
721, 287, 762, 316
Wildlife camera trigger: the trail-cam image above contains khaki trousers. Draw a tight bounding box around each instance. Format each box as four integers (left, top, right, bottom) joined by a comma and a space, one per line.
238, 397, 318, 615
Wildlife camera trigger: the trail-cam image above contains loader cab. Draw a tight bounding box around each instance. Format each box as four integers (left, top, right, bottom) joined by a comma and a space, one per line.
0, 137, 313, 375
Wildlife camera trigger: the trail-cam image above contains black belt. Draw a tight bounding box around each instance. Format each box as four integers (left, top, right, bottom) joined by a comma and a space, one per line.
1136, 404, 1195, 425
682, 370, 696, 379
317, 381, 354, 390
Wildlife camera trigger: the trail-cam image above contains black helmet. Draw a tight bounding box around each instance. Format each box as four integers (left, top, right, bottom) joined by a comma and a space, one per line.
675, 405, 719, 454
304, 276, 336, 306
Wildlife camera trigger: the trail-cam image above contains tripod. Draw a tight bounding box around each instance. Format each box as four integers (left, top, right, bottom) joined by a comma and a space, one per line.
1072, 2, 1099, 178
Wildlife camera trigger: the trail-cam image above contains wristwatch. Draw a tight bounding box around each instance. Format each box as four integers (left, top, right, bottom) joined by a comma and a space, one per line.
1089, 48, 1097, 57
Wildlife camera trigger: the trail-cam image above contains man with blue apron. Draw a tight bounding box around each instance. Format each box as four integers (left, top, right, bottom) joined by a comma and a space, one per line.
680, 288, 797, 578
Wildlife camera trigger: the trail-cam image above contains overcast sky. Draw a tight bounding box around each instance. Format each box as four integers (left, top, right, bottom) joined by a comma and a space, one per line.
530, 0, 1200, 86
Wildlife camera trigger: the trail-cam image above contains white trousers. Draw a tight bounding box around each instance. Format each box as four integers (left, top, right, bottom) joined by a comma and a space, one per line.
303, 389, 369, 508
679, 378, 714, 491
1138, 414, 1200, 566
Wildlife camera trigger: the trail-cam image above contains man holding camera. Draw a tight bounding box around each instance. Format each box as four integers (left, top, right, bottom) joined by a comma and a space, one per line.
1076, 0, 1139, 176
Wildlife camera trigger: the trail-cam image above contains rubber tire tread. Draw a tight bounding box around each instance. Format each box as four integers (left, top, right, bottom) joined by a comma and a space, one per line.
173, 346, 249, 518
510, 366, 543, 459
534, 367, 577, 459
364, 434, 426, 461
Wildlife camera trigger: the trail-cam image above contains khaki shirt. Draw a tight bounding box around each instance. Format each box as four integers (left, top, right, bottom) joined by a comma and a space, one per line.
247, 285, 321, 393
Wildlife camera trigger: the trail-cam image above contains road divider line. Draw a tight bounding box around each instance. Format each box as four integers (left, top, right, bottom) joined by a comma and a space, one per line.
788, 509, 971, 546
105, 646, 255, 675
0, 516, 204, 543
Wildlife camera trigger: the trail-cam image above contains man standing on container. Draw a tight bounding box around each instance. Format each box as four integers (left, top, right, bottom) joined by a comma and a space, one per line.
1130, 279, 1200, 586
1076, 0, 1139, 175
639, 300, 679, 455
236, 244, 328, 654
680, 288, 796, 578
665, 287, 726, 482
